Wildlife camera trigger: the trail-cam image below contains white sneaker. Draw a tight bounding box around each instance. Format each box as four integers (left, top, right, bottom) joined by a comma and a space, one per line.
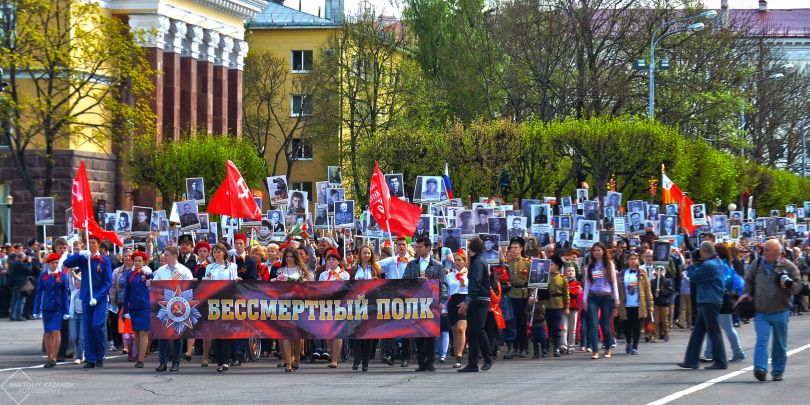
73, 359, 82, 364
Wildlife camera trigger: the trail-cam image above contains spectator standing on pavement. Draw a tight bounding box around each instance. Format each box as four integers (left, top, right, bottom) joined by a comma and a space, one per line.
739, 239, 805, 381
8, 253, 32, 321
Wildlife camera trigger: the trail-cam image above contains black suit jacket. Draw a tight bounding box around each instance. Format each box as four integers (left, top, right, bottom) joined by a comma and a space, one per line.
233, 255, 258, 280
178, 253, 197, 272
403, 258, 448, 303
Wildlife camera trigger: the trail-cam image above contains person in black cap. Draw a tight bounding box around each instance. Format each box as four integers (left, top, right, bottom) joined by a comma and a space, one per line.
457, 237, 493, 372
177, 234, 197, 271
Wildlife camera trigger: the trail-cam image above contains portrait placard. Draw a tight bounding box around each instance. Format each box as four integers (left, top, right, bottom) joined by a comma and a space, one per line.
186, 177, 205, 204
267, 175, 288, 204
34, 197, 55, 225
529, 258, 551, 288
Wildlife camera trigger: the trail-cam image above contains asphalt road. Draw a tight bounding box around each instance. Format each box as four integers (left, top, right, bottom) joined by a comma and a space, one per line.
1, 315, 809, 405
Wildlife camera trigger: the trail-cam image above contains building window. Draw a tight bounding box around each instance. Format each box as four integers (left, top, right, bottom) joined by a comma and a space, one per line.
291, 50, 313, 72
290, 138, 313, 160
291, 94, 313, 117
290, 182, 313, 196
0, 2, 15, 47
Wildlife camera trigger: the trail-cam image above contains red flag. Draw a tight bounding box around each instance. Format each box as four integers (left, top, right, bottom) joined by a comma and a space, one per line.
680, 196, 697, 235
72, 161, 123, 246
207, 160, 262, 220
369, 162, 421, 236
661, 172, 683, 205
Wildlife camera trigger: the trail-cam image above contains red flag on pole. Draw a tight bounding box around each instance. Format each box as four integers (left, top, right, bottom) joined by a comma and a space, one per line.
680, 196, 697, 235
369, 162, 421, 236
207, 160, 262, 220
71, 161, 123, 246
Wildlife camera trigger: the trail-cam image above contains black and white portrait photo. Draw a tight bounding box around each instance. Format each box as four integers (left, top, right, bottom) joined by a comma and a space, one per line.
532, 204, 551, 225
711, 215, 729, 235
507, 216, 527, 239
560, 197, 573, 215
577, 220, 597, 243
34, 197, 55, 225
326, 188, 345, 213
605, 192, 622, 209
583, 201, 599, 221
603, 207, 616, 226
627, 211, 645, 233
263, 210, 286, 233
115, 210, 132, 233
458, 210, 475, 235
177, 201, 200, 230
104, 213, 117, 232
420, 176, 444, 202
267, 175, 288, 203
558, 215, 572, 230
328, 166, 343, 185
665, 203, 679, 216
528, 258, 551, 288
197, 213, 209, 232
770, 209, 780, 217
443, 228, 461, 252
314, 206, 328, 228
287, 190, 308, 216
414, 215, 432, 240
480, 234, 500, 263
730, 211, 744, 224
489, 217, 507, 242
765, 218, 778, 237
555, 229, 571, 249
647, 205, 660, 221
741, 222, 755, 238
334, 200, 355, 228
316, 181, 330, 205
692, 204, 707, 226
474, 208, 493, 233
65, 208, 74, 236
599, 230, 614, 248
652, 241, 671, 263
659, 215, 678, 237
627, 200, 645, 218
186, 177, 205, 204
385, 174, 405, 198
130, 206, 153, 234
576, 189, 588, 204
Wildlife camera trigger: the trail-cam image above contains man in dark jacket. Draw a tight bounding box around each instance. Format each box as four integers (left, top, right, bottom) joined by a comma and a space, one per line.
8, 254, 33, 321
403, 236, 448, 372
678, 241, 727, 370
457, 237, 493, 372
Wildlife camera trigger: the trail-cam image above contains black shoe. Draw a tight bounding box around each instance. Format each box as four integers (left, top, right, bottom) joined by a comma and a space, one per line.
754, 368, 767, 381
83, 362, 95, 369
414, 364, 428, 372
553, 349, 561, 357
182, 354, 192, 361
704, 364, 727, 370
772, 374, 783, 381
44, 361, 55, 368
677, 362, 698, 369
156, 363, 167, 372
322, 352, 331, 361
170, 363, 180, 372
217, 366, 224, 372
426, 363, 435, 372
481, 361, 493, 371
232, 359, 241, 367
457, 365, 479, 372
362, 362, 368, 372
400, 359, 408, 368
352, 362, 359, 371
135, 361, 144, 368
95, 360, 103, 368
382, 355, 394, 366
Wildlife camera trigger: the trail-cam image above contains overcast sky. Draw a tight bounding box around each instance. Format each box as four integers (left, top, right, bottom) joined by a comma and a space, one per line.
298, 0, 807, 19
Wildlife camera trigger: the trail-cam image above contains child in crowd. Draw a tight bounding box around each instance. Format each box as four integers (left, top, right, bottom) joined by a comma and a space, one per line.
562, 266, 581, 354
651, 266, 673, 342
528, 296, 548, 359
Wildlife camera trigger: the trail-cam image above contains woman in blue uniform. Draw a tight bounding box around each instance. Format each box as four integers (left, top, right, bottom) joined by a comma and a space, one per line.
34, 253, 70, 368
123, 251, 152, 368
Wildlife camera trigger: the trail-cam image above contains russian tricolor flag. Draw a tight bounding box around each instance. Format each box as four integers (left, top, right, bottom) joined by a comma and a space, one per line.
443, 162, 454, 199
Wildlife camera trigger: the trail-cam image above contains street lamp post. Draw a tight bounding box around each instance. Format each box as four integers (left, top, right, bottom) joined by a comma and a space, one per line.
647, 10, 716, 120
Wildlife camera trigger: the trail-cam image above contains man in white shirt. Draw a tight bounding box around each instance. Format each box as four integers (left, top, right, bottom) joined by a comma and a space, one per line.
152, 246, 193, 372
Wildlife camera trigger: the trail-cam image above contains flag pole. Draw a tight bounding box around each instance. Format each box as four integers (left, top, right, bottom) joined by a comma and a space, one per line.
85, 224, 93, 299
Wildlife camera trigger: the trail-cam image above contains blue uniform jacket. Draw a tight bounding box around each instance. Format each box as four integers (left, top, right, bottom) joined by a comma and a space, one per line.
687, 256, 725, 304
33, 271, 70, 317
123, 270, 152, 313
63, 252, 113, 303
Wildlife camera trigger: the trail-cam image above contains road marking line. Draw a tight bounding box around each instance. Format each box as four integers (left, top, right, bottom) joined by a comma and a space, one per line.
647, 342, 810, 405
0, 355, 126, 373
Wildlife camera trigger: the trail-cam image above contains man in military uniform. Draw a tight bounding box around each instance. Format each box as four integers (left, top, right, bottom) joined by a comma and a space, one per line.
504, 236, 533, 359
187, 180, 204, 201
36, 199, 53, 222
179, 204, 198, 228
176, 234, 197, 271
62, 235, 113, 368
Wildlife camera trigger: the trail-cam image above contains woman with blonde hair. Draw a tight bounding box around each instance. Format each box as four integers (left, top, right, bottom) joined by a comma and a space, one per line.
276, 247, 312, 372
447, 251, 469, 368
350, 245, 381, 371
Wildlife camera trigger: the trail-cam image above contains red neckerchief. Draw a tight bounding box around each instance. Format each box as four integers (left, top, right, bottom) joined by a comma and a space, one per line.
328, 268, 344, 280
455, 269, 467, 287
43, 271, 61, 284
128, 268, 143, 283
398, 256, 410, 264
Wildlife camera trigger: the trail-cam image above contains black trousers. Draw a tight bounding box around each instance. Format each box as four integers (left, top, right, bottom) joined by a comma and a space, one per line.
383, 338, 410, 360
466, 301, 493, 367
623, 307, 641, 349
159, 339, 182, 365
352, 339, 374, 365
415, 337, 435, 366
510, 298, 529, 352
545, 308, 564, 348
214, 339, 233, 366
58, 318, 70, 357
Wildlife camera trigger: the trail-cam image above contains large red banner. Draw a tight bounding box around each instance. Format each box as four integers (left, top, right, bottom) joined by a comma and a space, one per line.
149, 279, 440, 339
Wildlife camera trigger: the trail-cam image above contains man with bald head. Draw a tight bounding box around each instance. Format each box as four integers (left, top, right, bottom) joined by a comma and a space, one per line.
678, 241, 727, 371
739, 239, 804, 381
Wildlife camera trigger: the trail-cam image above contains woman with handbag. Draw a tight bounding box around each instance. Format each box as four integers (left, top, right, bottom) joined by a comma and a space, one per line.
8, 253, 33, 321
703, 244, 746, 362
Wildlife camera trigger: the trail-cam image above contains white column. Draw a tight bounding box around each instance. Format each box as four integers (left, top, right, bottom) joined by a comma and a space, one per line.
230, 39, 248, 71
165, 20, 187, 54
201, 30, 220, 64
128, 14, 169, 49
216, 35, 234, 68
184, 25, 204, 59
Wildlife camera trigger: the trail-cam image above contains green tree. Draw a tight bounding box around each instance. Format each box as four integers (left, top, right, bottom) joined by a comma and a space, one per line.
126, 134, 267, 208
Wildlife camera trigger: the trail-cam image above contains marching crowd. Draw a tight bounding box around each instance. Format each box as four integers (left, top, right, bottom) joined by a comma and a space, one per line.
2, 223, 808, 379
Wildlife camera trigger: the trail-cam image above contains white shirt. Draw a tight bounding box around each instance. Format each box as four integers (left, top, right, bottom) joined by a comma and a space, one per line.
205, 262, 237, 280
419, 256, 430, 275
447, 268, 469, 296
152, 262, 193, 281
354, 264, 377, 280
319, 267, 350, 281
377, 254, 411, 280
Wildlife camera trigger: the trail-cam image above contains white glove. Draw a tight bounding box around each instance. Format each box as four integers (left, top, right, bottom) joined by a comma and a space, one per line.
79, 250, 91, 258
89, 298, 97, 306
123, 313, 131, 320
63, 314, 70, 320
